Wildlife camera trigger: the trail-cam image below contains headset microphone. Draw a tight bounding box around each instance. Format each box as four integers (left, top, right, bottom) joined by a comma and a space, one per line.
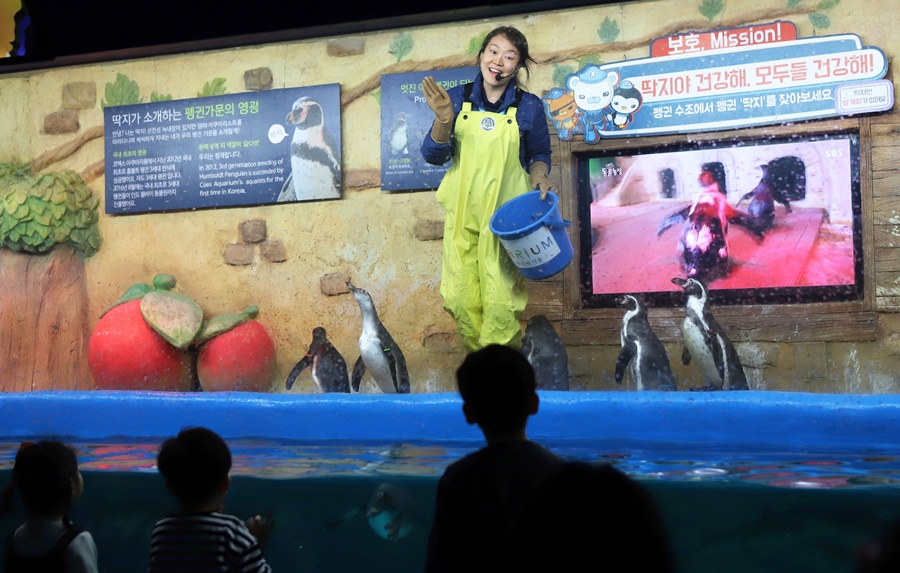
494, 67, 520, 81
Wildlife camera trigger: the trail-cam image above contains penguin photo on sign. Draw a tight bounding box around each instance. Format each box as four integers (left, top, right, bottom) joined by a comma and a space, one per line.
521, 315, 570, 391
671, 277, 748, 391
347, 282, 411, 394
388, 111, 410, 156
615, 294, 677, 391
277, 96, 341, 202
285, 327, 350, 393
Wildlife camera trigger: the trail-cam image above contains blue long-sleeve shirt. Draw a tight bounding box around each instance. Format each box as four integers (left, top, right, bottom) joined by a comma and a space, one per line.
420, 72, 551, 174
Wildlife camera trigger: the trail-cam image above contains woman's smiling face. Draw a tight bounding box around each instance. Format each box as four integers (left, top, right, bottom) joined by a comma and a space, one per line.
480, 34, 521, 89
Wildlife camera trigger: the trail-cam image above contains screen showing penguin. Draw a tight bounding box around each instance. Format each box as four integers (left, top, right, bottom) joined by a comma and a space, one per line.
285, 327, 350, 393
671, 277, 748, 391
577, 131, 861, 308
615, 294, 677, 391
347, 282, 411, 393
521, 315, 570, 391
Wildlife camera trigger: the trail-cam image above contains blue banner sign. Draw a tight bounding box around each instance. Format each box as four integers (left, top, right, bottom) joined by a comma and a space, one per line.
543, 31, 890, 141
104, 84, 342, 214
380, 67, 478, 191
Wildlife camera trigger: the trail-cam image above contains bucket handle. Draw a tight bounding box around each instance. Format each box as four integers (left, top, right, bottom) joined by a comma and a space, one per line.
545, 219, 572, 230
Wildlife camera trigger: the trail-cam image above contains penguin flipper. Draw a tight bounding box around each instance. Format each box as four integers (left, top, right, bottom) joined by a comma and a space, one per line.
385, 347, 401, 393
351, 356, 366, 392
658, 207, 689, 236
681, 346, 692, 365
710, 333, 727, 386
277, 173, 294, 202
615, 341, 637, 384
285, 355, 313, 390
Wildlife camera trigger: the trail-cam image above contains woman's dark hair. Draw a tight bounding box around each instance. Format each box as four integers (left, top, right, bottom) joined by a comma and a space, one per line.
157, 426, 232, 505
1, 440, 80, 522
477, 26, 535, 80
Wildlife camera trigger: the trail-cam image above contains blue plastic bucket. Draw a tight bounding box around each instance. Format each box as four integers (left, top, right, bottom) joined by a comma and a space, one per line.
489, 190, 574, 280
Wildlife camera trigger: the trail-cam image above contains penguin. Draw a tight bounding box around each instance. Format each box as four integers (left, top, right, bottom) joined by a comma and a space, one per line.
736, 164, 776, 236
324, 483, 421, 543
521, 315, 570, 391
658, 171, 761, 282
615, 294, 677, 391
347, 282, 411, 394
671, 277, 748, 391
388, 112, 410, 155
277, 96, 341, 202
285, 327, 350, 393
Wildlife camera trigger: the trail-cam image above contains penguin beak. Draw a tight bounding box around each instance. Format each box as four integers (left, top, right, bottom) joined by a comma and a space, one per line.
671, 277, 688, 288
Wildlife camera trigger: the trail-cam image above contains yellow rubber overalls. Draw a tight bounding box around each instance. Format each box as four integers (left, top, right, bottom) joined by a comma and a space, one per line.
436, 101, 530, 351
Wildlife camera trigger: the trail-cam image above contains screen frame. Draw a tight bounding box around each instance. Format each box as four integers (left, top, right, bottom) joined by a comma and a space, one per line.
574, 129, 865, 309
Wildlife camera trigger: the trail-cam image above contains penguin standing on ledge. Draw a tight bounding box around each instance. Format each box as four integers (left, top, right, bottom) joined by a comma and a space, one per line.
615, 294, 677, 391
277, 96, 341, 202
521, 315, 570, 391
348, 282, 410, 394
672, 277, 748, 391
286, 327, 350, 393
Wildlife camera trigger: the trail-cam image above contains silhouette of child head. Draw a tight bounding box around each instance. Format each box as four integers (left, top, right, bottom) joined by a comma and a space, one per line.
2, 440, 82, 521
157, 427, 232, 507
456, 344, 537, 436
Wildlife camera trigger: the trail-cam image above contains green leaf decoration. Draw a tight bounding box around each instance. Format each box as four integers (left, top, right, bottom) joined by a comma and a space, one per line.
389, 32, 414, 63
197, 78, 228, 97
598, 17, 621, 43
552, 64, 575, 88
150, 91, 174, 102
809, 13, 831, 28
372, 88, 381, 105
100, 282, 154, 317
787, 0, 802, 6
102, 73, 142, 107
467, 33, 486, 55
698, 0, 724, 22
195, 305, 260, 346
817, 0, 840, 8
576, 56, 602, 69
140, 290, 204, 349
0, 163, 101, 256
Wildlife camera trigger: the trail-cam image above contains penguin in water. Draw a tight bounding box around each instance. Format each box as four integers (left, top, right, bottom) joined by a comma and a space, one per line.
521, 315, 570, 391
615, 294, 677, 391
388, 112, 410, 155
285, 327, 350, 393
325, 483, 421, 543
347, 282, 411, 394
671, 277, 748, 391
277, 96, 341, 202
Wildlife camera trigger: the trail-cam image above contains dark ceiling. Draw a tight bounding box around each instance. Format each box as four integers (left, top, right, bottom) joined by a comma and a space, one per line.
8, 0, 609, 73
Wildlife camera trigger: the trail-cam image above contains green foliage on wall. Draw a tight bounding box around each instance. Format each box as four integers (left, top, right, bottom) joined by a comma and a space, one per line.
809, 0, 839, 30
389, 32, 414, 63
787, 0, 802, 6
197, 78, 227, 97
467, 32, 487, 55
101, 73, 142, 107
0, 164, 101, 256
699, 0, 725, 22
552, 64, 575, 88
150, 91, 174, 102
597, 17, 621, 43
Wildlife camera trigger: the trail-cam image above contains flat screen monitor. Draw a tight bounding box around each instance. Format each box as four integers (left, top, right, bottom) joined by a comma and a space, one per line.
576, 130, 863, 308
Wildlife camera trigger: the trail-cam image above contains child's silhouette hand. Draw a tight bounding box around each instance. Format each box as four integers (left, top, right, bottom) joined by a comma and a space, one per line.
246, 513, 275, 549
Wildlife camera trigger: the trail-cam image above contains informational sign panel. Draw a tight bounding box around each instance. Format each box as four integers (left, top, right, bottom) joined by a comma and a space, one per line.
542, 27, 891, 141
104, 84, 342, 214
380, 67, 478, 191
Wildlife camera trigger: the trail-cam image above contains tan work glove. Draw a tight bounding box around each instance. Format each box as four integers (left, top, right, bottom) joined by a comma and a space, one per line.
530, 161, 556, 199
422, 76, 454, 144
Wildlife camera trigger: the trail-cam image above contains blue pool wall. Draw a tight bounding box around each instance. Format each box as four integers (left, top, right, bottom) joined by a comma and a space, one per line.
2, 390, 900, 450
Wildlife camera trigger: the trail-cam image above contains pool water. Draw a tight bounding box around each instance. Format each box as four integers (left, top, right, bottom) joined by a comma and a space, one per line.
2, 439, 900, 572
